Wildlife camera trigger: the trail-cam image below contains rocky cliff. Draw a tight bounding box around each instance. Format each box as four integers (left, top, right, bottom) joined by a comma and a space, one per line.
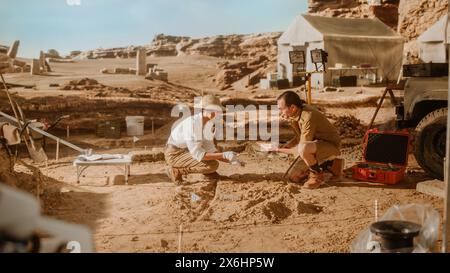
78, 32, 280, 60
150, 32, 281, 90
308, 0, 400, 29
76, 32, 281, 90
398, 0, 448, 40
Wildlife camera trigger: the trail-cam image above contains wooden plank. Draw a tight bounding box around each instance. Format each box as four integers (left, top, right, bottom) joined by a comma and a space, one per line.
0, 82, 35, 89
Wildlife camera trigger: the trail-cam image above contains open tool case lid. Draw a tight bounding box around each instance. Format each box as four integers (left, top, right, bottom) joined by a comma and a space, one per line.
362, 129, 411, 167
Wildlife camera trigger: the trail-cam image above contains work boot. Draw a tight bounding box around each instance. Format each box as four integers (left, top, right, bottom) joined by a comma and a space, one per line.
166, 166, 183, 184
329, 158, 344, 181
288, 170, 310, 183
303, 171, 325, 189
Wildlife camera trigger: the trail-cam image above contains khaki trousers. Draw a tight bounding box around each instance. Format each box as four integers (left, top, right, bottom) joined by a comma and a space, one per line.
287, 141, 340, 180
164, 145, 219, 175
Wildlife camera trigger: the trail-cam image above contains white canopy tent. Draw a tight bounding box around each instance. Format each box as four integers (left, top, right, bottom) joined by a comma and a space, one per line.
277, 14, 404, 88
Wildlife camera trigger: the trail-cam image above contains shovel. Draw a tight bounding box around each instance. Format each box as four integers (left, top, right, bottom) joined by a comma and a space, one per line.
15, 101, 48, 163
1, 73, 48, 163
283, 156, 308, 182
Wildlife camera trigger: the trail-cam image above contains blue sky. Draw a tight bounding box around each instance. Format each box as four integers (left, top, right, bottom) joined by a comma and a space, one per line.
0, 0, 308, 58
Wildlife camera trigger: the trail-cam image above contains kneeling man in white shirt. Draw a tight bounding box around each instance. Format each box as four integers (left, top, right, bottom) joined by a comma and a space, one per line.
165, 95, 239, 184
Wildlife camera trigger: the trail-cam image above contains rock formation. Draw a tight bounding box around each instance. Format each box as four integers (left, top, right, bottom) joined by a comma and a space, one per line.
308, 0, 400, 29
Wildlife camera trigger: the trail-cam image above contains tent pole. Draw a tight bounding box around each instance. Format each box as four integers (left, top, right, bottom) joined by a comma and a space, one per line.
307, 73, 312, 104
443, 2, 450, 253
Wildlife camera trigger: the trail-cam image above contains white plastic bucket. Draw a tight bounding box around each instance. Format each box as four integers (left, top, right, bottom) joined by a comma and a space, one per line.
126, 116, 145, 136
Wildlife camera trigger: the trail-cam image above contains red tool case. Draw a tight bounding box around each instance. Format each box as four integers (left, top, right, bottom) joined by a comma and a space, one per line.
352, 129, 412, 185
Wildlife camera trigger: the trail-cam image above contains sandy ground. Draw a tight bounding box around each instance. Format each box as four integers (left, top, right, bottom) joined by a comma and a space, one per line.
2, 56, 444, 253
29, 144, 441, 253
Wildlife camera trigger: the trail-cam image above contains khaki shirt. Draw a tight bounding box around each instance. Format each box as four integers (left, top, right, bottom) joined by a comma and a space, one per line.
288, 105, 341, 148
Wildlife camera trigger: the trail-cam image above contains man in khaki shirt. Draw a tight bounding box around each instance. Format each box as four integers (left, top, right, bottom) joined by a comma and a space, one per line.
273, 91, 343, 189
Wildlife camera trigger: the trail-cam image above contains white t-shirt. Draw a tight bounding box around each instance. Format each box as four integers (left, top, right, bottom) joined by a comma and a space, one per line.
167, 113, 218, 162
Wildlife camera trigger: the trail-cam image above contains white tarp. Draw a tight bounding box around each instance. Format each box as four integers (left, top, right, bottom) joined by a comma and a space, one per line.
419, 14, 448, 43
277, 14, 405, 88
418, 14, 450, 63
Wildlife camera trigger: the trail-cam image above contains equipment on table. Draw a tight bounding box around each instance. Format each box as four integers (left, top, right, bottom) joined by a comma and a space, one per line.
73, 153, 133, 185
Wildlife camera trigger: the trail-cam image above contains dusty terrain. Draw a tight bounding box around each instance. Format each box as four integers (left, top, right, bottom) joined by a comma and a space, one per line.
0, 54, 444, 253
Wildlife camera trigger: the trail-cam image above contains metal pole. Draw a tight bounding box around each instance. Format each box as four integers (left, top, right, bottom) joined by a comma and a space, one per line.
178, 224, 183, 253
307, 73, 312, 104
443, 3, 450, 253
56, 139, 60, 161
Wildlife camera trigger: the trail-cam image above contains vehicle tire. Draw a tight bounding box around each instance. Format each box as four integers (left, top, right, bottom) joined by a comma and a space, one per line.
414, 108, 447, 180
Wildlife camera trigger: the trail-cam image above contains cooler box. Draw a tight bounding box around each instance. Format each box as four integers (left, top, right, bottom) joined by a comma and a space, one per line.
352, 129, 411, 185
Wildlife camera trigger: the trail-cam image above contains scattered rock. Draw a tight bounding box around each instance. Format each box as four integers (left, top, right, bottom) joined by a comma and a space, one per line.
146, 70, 169, 82
71, 78, 98, 86
70, 50, 82, 57
48, 58, 74, 63
215, 69, 241, 90
114, 67, 130, 74
297, 201, 323, 215
12, 59, 26, 67
331, 115, 366, 139
262, 201, 292, 221
46, 49, 61, 59
0, 45, 8, 54
130, 149, 165, 163
323, 87, 337, 92
160, 239, 169, 248
22, 65, 31, 73
61, 78, 106, 91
